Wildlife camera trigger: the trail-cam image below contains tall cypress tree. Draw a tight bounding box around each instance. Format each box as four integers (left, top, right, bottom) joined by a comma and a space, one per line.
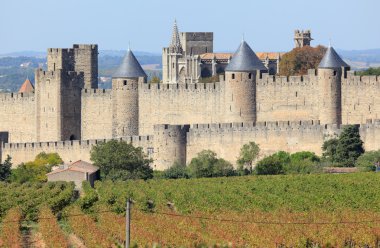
335, 125, 364, 167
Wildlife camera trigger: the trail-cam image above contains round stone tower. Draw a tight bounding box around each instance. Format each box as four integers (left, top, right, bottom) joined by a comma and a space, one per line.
318, 45, 350, 125
224, 40, 267, 123
112, 48, 147, 138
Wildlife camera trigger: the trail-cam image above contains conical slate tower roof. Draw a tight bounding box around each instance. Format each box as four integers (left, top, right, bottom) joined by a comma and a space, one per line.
18, 78, 34, 93
225, 41, 267, 72
113, 49, 147, 78
319, 46, 349, 69
169, 19, 183, 54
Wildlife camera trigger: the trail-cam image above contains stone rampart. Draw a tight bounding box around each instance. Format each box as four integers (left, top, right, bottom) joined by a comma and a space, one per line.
186, 120, 338, 166
0, 92, 36, 143
2, 135, 154, 167
256, 70, 319, 122
342, 74, 380, 124
81, 88, 113, 140
138, 82, 225, 135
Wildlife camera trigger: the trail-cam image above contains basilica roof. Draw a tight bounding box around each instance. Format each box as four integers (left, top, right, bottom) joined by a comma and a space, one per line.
113, 49, 147, 78
318, 46, 349, 69
225, 41, 267, 72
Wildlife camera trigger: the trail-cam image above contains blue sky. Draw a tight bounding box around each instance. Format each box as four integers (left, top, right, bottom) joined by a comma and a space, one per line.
0, 0, 379, 53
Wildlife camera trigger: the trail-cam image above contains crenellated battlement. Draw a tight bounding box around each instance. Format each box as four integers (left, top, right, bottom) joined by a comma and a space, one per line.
140, 81, 223, 92
2, 135, 154, 150
73, 44, 97, 50
82, 88, 112, 97
0, 92, 35, 101
188, 120, 339, 134
259, 70, 317, 86
344, 74, 380, 85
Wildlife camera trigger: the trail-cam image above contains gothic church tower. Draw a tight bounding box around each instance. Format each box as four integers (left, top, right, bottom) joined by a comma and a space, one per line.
162, 20, 183, 83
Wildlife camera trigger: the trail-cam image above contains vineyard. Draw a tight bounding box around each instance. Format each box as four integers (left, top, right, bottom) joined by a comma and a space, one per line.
0, 173, 379, 246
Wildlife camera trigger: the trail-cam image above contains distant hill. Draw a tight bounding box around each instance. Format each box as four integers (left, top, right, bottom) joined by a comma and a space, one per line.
336, 49, 380, 70
0, 50, 160, 58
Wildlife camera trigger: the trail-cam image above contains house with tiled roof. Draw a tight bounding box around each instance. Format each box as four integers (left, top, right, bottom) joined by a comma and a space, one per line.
47, 160, 100, 189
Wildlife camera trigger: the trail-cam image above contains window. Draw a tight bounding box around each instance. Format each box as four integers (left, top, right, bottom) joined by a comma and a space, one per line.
123, 80, 127, 86
248, 73, 252, 79
333, 71, 337, 76
295, 91, 298, 97
232, 73, 235, 79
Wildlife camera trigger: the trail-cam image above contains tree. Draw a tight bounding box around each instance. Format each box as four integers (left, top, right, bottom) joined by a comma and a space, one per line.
285, 151, 321, 174
237, 142, 260, 175
356, 67, 380, 76
322, 125, 364, 167
335, 125, 364, 167
355, 150, 380, 171
279, 45, 327, 76
163, 161, 189, 179
188, 150, 235, 178
11, 152, 62, 183
90, 140, 153, 180
255, 153, 287, 175
322, 138, 339, 163
0, 155, 12, 181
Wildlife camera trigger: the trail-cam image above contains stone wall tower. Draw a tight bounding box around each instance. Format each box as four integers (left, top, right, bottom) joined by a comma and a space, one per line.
224, 40, 267, 123
162, 20, 183, 83
153, 124, 189, 170
318, 45, 350, 125
294, 30, 313, 48
73, 44, 98, 89
36, 48, 84, 142
112, 48, 146, 138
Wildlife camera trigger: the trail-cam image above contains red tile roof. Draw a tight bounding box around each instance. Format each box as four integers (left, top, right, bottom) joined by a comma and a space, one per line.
200, 52, 284, 61
18, 78, 34, 93
200, 53, 232, 60
46, 160, 99, 175
256, 52, 285, 60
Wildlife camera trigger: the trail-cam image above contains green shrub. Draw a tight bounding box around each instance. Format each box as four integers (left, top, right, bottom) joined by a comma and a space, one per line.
90, 140, 153, 180
188, 150, 236, 178
163, 161, 190, 179
255, 153, 285, 175
355, 150, 380, 171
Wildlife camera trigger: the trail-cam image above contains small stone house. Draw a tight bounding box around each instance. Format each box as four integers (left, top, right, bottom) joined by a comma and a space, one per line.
47, 160, 100, 189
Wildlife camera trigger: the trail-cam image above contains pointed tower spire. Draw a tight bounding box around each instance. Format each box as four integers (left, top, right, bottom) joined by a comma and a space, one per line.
225, 40, 267, 72
319, 45, 349, 69
19, 77, 34, 93
113, 49, 147, 78
169, 19, 183, 54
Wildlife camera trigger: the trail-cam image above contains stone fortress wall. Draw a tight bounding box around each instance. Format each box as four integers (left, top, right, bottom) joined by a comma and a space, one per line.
4, 119, 380, 169
0, 92, 36, 143
2, 25, 380, 170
